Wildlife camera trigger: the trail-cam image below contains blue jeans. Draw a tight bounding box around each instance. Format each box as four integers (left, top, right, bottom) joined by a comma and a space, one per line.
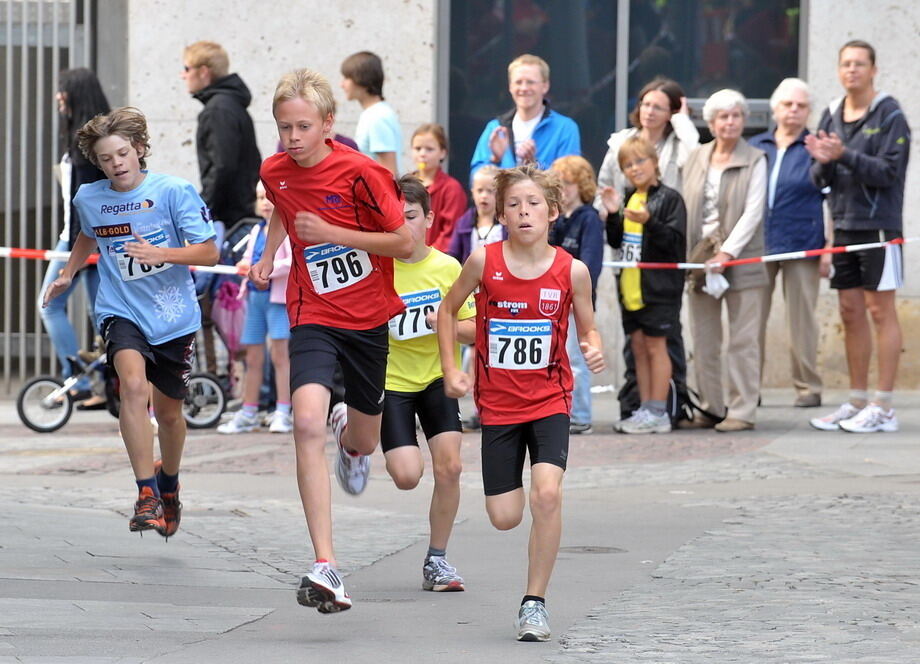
38, 239, 100, 387
566, 313, 592, 425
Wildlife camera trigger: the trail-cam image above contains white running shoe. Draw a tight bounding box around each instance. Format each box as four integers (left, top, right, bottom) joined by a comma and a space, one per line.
217, 409, 260, 434
620, 408, 671, 434
517, 600, 551, 642
268, 410, 293, 434
422, 555, 465, 592
297, 561, 352, 613
331, 402, 370, 495
809, 402, 861, 431
839, 404, 899, 433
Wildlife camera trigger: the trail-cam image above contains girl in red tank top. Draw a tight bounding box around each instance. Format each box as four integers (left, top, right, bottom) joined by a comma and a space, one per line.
436, 165, 605, 642
473, 242, 574, 424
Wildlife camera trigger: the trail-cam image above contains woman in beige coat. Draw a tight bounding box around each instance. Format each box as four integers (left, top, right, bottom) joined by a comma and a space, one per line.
682, 90, 768, 432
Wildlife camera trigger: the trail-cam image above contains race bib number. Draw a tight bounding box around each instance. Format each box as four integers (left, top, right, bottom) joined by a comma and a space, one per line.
389, 288, 440, 340
619, 230, 642, 262
111, 230, 171, 281
304, 243, 372, 294
488, 318, 552, 370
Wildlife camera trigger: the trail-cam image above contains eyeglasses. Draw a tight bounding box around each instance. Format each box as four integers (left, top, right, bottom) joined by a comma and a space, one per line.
622, 157, 650, 171
183, 65, 196, 72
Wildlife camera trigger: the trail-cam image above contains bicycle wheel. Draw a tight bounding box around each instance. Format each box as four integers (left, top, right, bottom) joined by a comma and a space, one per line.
183, 372, 226, 429
17, 376, 74, 433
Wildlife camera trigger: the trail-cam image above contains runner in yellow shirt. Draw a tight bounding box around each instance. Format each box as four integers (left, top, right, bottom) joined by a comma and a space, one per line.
384, 175, 476, 591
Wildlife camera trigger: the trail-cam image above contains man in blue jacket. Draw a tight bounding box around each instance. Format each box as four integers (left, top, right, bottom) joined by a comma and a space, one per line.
469, 54, 580, 177
806, 40, 910, 434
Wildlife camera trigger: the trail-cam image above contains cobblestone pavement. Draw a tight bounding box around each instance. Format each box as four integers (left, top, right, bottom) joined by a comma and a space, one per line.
551, 493, 920, 663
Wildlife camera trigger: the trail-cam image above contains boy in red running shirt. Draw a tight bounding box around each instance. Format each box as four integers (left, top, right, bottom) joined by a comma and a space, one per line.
250, 68, 413, 614
438, 165, 605, 642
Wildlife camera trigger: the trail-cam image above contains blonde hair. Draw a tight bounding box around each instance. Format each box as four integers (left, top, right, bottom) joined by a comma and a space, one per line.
550, 155, 597, 204
495, 165, 562, 218
76, 106, 151, 169
617, 136, 660, 179
272, 68, 336, 118
508, 54, 549, 83
184, 41, 229, 79
472, 164, 500, 186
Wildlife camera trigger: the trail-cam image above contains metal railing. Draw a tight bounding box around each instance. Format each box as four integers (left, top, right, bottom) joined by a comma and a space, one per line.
1, 0, 94, 394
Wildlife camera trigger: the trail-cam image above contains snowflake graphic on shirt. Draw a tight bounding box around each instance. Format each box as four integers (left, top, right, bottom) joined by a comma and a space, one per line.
153, 285, 187, 323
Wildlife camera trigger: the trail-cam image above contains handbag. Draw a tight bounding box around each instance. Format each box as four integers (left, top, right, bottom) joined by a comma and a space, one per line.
687, 229, 724, 292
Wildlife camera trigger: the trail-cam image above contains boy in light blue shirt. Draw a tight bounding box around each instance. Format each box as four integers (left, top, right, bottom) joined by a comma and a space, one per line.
44, 107, 218, 539
340, 50, 402, 175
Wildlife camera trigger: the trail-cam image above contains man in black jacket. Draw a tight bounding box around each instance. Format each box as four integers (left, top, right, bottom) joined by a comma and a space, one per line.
182, 41, 261, 373
806, 40, 910, 434
182, 40, 261, 226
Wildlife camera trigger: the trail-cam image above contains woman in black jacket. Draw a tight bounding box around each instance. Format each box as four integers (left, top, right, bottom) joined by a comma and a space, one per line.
605, 136, 686, 434
38, 68, 109, 401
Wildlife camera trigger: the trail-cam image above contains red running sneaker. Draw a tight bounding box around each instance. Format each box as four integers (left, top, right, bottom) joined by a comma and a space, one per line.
129, 486, 166, 535
153, 460, 182, 538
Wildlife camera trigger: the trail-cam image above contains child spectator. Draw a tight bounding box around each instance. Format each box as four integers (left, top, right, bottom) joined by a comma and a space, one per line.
410, 123, 467, 252
340, 51, 402, 176
549, 156, 604, 434
218, 182, 293, 434
605, 136, 686, 434
438, 165, 605, 642
448, 164, 505, 264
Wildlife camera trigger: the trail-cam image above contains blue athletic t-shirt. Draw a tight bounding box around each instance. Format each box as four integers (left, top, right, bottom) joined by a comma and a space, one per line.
74, 172, 216, 344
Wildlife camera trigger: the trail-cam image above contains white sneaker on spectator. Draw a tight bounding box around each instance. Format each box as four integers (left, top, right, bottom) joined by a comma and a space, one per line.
620, 408, 671, 434
268, 410, 293, 433
839, 404, 898, 433
809, 402, 861, 431
217, 409, 260, 434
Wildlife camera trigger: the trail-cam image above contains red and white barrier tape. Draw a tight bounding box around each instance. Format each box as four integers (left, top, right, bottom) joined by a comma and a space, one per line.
602, 236, 915, 270
0, 247, 244, 275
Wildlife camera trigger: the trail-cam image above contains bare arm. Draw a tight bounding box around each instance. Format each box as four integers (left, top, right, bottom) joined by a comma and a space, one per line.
42, 231, 97, 307
375, 151, 399, 177
438, 248, 485, 397
294, 211, 413, 259
571, 260, 605, 373
249, 208, 290, 290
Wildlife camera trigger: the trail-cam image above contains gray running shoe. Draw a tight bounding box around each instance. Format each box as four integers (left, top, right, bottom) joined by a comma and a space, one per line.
809, 402, 861, 431
620, 408, 671, 434
422, 555, 465, 592
331, 402, 370, 495
516, 600, 551, 642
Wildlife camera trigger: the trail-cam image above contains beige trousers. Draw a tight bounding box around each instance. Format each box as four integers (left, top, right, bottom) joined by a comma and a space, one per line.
689, 286, 768, 423
759, 260, 823, 397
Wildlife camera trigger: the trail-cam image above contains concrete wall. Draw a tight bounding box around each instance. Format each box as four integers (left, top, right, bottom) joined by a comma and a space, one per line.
124, 0, 437, 191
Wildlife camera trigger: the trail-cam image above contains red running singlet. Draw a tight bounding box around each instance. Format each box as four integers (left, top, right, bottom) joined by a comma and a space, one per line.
473, 242, 574, 425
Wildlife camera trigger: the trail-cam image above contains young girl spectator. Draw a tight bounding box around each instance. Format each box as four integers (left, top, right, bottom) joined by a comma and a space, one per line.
605, 136, 686, 434
38, 68, 110, 404
218, 183, 293, 434
411, 123, 467, 252
448, 165, 505, 264
549, 156, 604, 435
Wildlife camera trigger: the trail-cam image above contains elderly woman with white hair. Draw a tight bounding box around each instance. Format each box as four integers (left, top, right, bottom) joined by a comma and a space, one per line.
681, 89, 768, 432
749, 78, 830, 409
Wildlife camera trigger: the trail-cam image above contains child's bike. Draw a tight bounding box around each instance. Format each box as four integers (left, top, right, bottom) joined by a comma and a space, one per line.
17, 352, 226, 433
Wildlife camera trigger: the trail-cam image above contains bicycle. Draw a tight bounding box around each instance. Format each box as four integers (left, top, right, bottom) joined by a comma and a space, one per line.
17, 351, 226, 433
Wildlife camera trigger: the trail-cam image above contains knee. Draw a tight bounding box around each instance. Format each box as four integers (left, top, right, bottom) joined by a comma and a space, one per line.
529, 483, 561, 518
488, 510, 522, 531
292, 411, 326, 442
119, 375, 149, 403
838, 300, 864, 325
156, 405, 183, 429
432, 458, 462, 486
390, 469, 421, 491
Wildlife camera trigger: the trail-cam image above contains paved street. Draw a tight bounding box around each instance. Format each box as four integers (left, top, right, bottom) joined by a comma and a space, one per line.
1, 389, 918, 663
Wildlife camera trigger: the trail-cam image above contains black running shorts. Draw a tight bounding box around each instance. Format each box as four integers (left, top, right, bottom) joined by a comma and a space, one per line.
101, 316, 195, 400
289, 323, 389, 415
830, 230, 903, 291
380, 377, 462, 453
621, 302, 680, 337
480, 413, 569, 496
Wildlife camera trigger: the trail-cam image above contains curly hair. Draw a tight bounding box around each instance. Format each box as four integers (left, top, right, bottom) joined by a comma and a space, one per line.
76, 106, 151, 169
495, 164, 563, 220
550, 155, 597, 204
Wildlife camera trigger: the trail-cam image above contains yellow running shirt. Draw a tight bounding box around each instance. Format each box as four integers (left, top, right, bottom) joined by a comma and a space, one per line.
619, 191, 647, 311
386, 248, 476, 392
